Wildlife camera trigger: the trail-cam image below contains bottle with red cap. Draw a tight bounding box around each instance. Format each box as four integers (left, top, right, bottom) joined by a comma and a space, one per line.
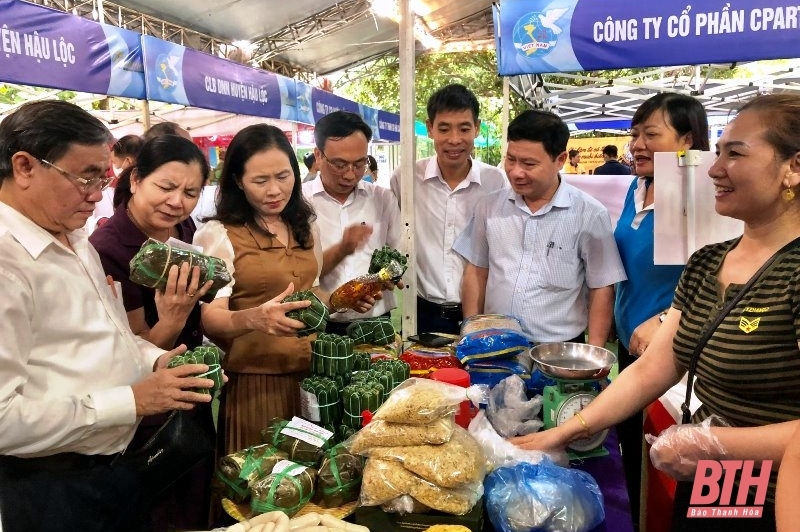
430, 368, 476, 428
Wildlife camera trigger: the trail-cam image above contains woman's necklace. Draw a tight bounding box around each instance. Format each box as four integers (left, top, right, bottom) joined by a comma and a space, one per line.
127, 207, 173, 242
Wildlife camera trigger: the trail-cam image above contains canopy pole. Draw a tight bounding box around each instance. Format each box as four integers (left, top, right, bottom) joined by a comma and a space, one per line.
501, 76, 510, 159
141, 99, 151, 131
678, 150, 702, 259
398, 0, 417, 338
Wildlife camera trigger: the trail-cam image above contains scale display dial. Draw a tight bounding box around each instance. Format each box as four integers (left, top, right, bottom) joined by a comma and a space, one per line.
555, 392, 609, 452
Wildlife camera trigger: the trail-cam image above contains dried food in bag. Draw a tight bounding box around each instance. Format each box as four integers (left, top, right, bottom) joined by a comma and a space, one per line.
360, 459, 483, 515
347, 417, 455, 454
372, 378, 477, 425
364, 425, 486, 488
455, 329, 530, 365
460, 314, 522, 335
249, 460, 317, 517
129, 238, 231, 302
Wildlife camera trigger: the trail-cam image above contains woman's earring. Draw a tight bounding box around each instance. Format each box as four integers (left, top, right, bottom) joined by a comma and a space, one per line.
783, 186, 796, 201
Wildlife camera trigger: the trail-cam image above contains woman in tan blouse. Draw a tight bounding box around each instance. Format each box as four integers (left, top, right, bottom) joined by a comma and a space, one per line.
195, 124, 327, 454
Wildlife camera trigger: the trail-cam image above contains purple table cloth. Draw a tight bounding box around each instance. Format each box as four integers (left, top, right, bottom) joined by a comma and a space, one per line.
574, 428, 636, 532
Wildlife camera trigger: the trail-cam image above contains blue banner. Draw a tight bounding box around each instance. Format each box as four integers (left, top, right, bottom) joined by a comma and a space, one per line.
0, 0, 145, 98
142, 35, 285, 119
307, 86, 400, 142
496, 0, 800, 75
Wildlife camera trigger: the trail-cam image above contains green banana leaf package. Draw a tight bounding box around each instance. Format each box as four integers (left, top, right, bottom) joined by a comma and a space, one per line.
346, 318, 395, 346
341, 382, 383, 429
368, 246, 408, 281
314, 444, 364, 508
372, 359, 411, 393
260, 417, 334, 467
352, 351, 372, 372
167, 345, 224, 395
213, 444, 288, 503
311, 333, 354, 377
249, 460, 317, 517
350, 368, 392, 402
129, 238, 231, 303
299, 376, 341, 426
282, 290, 329, 336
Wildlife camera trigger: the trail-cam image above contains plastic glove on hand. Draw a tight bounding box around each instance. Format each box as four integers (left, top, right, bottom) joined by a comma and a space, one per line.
646, 414, 729, 481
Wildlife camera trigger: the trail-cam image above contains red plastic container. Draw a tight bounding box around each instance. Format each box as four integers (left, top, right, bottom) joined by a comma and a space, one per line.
430, 368, 475, 428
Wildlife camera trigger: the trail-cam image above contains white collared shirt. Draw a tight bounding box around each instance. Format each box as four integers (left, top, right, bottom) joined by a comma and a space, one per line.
302, 179, 401, 322
0, 202, 161, 457
453, 182, 626, 342
391, 157, 508, 304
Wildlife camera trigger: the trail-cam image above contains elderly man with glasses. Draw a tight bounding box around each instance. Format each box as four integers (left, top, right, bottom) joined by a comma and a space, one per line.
0, 100, 214, 532
302, 110, 402, 335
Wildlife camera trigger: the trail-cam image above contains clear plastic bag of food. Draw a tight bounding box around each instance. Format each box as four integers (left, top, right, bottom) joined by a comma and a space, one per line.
372, 378, 486, 425
468, 411, 565, 470
380, 495, 432, 515
346, 417, 456, 454
460, 314, 523, 335
360, 458, 483, 515
484, 459, 604, 532
486, 375, 544, 438
362, 425, 486, 488
455, 329, 530, 365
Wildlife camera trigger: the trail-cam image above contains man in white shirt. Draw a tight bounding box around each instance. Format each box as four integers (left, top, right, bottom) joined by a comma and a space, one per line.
0, 101, 214, 532
302, 111, 401, 334
391, 84, 507, 334
454, 110, 626, 346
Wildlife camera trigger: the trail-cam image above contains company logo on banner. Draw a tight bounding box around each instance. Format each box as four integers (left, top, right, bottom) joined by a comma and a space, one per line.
512, 8, 569, 59
496, 0, 800, 75
0, 0, 145, 98
688, 459, 771, 518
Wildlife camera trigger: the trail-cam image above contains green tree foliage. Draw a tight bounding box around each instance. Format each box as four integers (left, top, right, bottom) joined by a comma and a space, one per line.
338, 50, 528, 165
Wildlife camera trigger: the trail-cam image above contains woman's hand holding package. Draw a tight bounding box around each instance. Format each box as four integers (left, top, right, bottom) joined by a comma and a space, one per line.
249, 283, 312, 335
646, 415, 729, 481
154, 263, 213, 326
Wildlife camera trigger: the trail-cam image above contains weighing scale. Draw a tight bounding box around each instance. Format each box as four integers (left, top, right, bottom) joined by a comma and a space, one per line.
530, 343, 617, 459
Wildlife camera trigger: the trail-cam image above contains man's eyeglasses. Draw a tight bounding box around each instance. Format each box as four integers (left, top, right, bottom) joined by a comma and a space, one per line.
320, 151, 369, 175
38, 158, 114, 193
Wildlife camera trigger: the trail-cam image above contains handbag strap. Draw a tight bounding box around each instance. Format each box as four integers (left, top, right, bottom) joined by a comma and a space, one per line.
680, 235, 800, 424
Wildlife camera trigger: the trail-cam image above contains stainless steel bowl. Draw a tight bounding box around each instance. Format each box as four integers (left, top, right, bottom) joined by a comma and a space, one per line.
529, 342, 617, 380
